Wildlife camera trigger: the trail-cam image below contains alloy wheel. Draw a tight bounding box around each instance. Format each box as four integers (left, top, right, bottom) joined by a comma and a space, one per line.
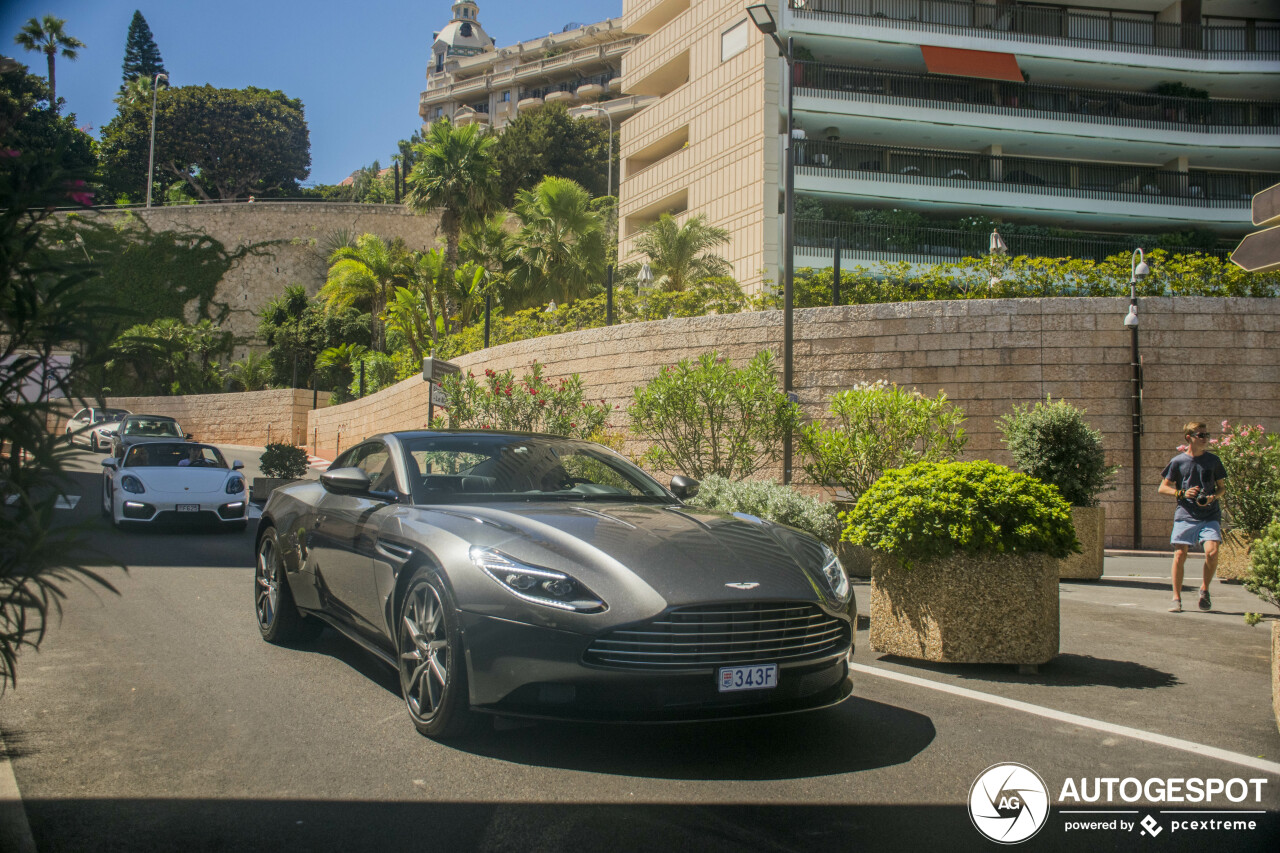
255, 537, 280, 630
399, 581, 450, 721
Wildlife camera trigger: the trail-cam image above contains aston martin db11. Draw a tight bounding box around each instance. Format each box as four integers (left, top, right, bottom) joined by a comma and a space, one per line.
254, 430, 855, 738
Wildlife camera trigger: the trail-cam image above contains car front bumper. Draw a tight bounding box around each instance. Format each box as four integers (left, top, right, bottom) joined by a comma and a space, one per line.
459, 611, 853, 722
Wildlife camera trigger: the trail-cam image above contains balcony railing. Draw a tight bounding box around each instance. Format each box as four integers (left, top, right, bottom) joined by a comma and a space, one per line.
520, 74, 618, 101
795, 141, 1280, 208
794, 62, 1280, 134
789, 0, 1280, 59
794, 219, 1231, 264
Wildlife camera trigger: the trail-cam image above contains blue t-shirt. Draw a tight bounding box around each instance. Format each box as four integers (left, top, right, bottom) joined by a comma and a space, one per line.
1160, 451, 1228, 522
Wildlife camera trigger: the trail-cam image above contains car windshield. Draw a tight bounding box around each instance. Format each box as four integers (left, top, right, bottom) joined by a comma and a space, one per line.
124, 443, 225, 468
123, 418, 182, 437
96, 409, 130, 423
400, 434, 671, 505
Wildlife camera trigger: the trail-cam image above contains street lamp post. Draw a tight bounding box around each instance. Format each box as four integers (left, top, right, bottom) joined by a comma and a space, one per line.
146, 72, 168, 208
748, 3, 796, 484
579, 104, 617, 325
1125, 248, 1149, 549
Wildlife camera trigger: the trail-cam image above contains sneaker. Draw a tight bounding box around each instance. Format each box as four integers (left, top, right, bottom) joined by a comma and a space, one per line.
1198, 589, 1211, 611
1168, 599, 1182, 613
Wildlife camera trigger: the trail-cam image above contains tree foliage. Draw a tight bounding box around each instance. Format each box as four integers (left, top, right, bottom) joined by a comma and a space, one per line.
120, 10, 166, 91
632, 214, 732, 292
258, 284, 370, 390
99, 85, 310, 202
12, 14, 84, 107
320, 233, 407, 352
0, 67, 95, 179
489, 102, 614, 204
505, 176, 606, 308
104, 318, 232, 396
997, 397, 1117, 508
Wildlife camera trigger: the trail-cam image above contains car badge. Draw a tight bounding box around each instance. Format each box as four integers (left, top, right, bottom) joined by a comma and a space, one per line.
725, 582, 759, 590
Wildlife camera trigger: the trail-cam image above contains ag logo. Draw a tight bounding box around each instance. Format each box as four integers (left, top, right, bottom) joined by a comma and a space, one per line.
969, 763, 1050, 844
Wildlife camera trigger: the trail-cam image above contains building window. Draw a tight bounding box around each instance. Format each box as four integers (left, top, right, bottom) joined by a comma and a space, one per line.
501, 90, 510, 102
721, 19, 749, 63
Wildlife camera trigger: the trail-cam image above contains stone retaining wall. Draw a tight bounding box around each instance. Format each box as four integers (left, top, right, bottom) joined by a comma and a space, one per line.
305, 296, 1280, 549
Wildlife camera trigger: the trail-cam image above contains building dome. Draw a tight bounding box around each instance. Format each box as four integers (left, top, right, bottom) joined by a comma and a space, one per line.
430, 0, 494, 73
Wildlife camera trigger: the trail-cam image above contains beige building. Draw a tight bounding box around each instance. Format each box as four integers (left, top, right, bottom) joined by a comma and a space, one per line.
419, 1, 656, 132
616, 0, 1280, 293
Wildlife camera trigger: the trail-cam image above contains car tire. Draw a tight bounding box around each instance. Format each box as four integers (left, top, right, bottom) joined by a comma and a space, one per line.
397, 571, 477, 739
255, 526, 321, 644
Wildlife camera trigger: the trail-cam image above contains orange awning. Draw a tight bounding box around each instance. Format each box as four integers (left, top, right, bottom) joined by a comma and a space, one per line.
920, 46, 1023, 82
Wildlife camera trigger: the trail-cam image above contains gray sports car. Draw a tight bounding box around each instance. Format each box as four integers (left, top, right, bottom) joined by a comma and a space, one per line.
254, 430, 855, 738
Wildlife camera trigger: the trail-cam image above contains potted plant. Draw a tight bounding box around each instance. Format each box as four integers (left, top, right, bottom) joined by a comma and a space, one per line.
798, 380, 967, 577
843, 460, 1078, 668
1241, 521, 1280, 733
253, 442, 311, 503
997, 397, 1117, 580
1208, 422, 1280, 582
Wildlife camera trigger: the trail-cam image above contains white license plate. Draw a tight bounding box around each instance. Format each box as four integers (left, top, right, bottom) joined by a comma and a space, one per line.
176, 504, 200, 512
718, 664, 778, 693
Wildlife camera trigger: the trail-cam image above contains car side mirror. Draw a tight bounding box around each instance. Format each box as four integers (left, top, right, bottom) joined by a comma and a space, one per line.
669, 475, 700, 500
185, 433, 194, 441
101, 458, 118, 470
320, 467, 372, 496
101, 428, 115, 437
232, 460, 244, 470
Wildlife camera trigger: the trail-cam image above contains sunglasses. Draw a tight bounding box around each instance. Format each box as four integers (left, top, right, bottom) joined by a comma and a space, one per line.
1189, 432, 1211, 439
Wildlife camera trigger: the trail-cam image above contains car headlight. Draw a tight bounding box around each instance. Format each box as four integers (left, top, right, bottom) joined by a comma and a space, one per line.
120, 475, 145, 494
469, 546, 606, 613
226, 477, 245, 494
820, 543, 851, 604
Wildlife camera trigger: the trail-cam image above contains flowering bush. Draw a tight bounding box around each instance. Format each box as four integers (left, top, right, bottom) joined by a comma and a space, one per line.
1244, 520, 1280, 612
798, 380, 967, 504
688, 475, 841, 546
1177, 422, 1280, 534
435, 362, 610, 441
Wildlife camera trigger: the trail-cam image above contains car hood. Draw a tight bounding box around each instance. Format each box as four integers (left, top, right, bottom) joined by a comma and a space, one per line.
128, 467, 239, 495
436, 501, 832, 607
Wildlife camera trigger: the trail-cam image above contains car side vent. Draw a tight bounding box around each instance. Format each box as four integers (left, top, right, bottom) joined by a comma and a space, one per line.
583, 602, 848, 670
375, 540, 414, 562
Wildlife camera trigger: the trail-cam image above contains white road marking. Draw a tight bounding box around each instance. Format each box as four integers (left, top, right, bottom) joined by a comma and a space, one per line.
849, 662, 1280, 775
6, 494, 80, 508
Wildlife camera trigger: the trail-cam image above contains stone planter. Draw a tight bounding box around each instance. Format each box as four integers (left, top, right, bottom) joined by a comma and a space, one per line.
833, 500, 873, 579
251, 477, 298, 503
1273, 622, 1279, 735
1215, 532, 1256, 583
869, 550, 1059, 666
1059, 505, 1105, 580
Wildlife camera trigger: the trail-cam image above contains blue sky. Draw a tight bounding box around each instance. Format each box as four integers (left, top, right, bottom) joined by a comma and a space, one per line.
2, 0, 622, 184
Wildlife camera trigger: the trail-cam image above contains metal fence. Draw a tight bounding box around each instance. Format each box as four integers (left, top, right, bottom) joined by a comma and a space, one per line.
790, 0, 1280, 59
796, 141, 1279, 208
794, 62, 1280, 134
794, 219, 1231, 265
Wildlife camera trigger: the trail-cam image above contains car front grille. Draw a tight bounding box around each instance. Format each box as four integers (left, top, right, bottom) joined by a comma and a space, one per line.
583, 602, 849, 670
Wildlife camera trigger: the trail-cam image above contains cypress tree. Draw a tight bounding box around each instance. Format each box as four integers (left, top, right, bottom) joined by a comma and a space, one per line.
120, 10, 166, 89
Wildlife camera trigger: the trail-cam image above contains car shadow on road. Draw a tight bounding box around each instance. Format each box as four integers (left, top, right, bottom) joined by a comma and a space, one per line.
880, 653, 1180, 690
451, 695, 936, 781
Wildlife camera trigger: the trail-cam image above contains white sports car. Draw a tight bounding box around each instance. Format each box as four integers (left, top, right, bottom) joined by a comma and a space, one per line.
101, 442, 249, 531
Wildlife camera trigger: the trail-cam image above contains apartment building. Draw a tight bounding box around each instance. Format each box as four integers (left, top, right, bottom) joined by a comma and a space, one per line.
616, 0, 1280, 292
419, 1, 655, 132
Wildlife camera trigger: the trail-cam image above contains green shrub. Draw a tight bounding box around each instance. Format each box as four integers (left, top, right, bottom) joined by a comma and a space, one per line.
997, 396, 1118, 507
799, 380, 967, 504
688, 475, 841, 546
841, 460, 1079, 564
628, 350, 800, 480
436, 362, 610, 440
259, 443, 309, 479
1244, 520, 1280, 612
348, 351, 398, 398
1209, 422, 1280, 535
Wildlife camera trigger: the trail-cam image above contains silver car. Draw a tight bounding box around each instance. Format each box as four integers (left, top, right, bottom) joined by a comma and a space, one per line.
65, 407, 132, 453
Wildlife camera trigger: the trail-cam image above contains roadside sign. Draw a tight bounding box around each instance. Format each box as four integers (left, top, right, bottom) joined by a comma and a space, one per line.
431, 386, 448, 407
1230, 224, 1280, 273
1253, 182, 1280, 227
421, 357, 461, 384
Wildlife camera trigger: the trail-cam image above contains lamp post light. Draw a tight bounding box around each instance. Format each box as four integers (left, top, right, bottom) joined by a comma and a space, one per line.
988, 228, 1008, 290
748, 3, 797, 483
146, 72, 168, 209
1126, 248, 1149, 549
579, 104, 616, 325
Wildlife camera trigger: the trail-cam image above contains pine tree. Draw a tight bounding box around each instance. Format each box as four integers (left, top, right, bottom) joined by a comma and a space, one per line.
120, 10, 166, 91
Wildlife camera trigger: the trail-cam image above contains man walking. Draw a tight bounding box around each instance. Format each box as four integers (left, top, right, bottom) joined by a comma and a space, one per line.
1158, 421, 1228, 613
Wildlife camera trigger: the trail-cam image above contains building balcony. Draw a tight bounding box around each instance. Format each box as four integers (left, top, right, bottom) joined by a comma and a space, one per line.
793, 141, 1279, 231
794, 62, 1280, 136
793, 219, 1230, 267
788, 0, 1280, 60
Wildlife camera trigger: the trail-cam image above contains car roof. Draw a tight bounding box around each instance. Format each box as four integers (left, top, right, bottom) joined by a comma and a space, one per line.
123, 414, 178, 422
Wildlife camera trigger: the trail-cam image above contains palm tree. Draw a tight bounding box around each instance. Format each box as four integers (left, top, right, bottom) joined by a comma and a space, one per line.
114, 73, 165, 109
321, 233, 407, 352
225, 352, 273, 392
633, 214, 733, 292
505, 177, 606, 307
404, 120, 500, 290
13, 15, 85, 107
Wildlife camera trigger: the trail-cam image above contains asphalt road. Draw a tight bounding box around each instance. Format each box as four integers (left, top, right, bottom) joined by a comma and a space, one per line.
1, 448, 1277, 852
